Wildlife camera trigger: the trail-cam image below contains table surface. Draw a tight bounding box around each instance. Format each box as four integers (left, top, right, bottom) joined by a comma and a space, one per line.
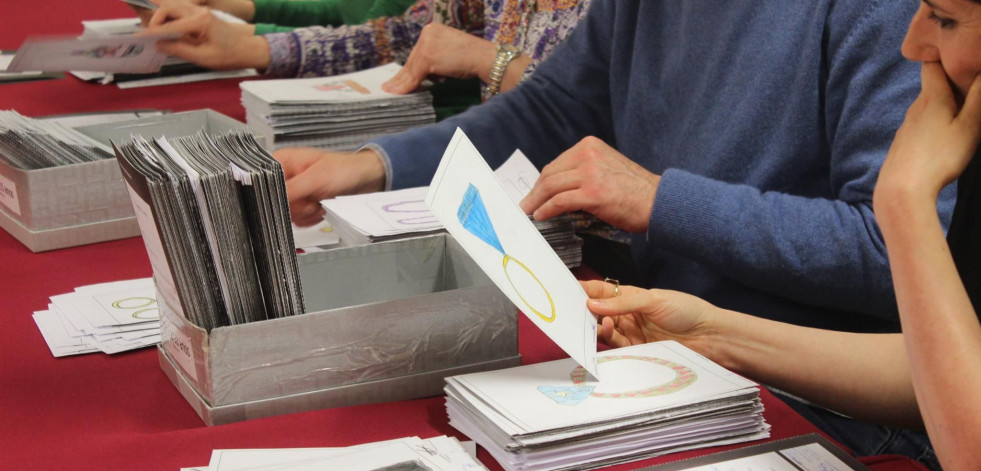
0, 1, 926, 470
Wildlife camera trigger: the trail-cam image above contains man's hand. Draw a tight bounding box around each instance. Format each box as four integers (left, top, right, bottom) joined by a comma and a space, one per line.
274, 147, 387, 226
520, 137, 660, 233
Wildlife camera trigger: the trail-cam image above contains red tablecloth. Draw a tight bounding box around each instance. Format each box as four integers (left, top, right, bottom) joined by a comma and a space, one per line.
0, 1, 928, 470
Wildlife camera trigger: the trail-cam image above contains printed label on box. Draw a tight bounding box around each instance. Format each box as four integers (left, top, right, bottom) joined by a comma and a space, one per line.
161, 301, 197, 381
0, 174, 21, 216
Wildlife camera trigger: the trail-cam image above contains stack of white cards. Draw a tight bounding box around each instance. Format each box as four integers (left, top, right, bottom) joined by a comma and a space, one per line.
188, 436, 486, 471
240, 63, 436, 151
445, 341, 770, 471
68, 18, 256, 88
32, 278, 161, 356
323, 150, 582, 267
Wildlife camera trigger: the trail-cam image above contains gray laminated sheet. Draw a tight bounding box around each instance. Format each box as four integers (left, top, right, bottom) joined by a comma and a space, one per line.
159, 233, 520, 413
0, 110, 254, 251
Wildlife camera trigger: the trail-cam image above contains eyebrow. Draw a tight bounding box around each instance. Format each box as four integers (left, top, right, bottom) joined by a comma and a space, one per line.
922, 0, 954, 14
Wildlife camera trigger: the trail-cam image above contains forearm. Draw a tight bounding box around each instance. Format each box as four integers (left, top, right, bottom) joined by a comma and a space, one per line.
650, 171, 898, 315
212, 0, 256, 21
252, 0, 341, 27
704, 311, 920, 428
877, 188, 981, 469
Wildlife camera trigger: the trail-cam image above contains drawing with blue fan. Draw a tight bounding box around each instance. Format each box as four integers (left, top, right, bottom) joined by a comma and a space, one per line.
458, 184, 556, 322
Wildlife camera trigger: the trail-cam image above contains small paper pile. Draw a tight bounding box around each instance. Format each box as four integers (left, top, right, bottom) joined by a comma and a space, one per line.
240, 63, 436, 151
186, 435, 486, 471
444, 341, 770, 471
33, 278, 161, 356
322, 150, 583, 267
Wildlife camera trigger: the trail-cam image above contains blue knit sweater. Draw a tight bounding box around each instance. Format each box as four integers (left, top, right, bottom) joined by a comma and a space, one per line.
370, 0, 957, 332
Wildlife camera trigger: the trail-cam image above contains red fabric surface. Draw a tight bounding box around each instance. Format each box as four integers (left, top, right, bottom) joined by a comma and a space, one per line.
0, 2, 925, 470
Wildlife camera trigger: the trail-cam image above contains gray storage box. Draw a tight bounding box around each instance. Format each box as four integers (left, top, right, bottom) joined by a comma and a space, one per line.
0, 110, 255, 252
158, 233, 521, 426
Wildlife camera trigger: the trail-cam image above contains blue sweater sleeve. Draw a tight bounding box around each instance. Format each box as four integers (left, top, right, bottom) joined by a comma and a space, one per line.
370, 0, 615, 189
647, 1, 956, 317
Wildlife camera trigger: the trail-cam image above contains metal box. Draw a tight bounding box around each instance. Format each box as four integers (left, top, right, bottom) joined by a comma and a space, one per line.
158, 233, 521, 425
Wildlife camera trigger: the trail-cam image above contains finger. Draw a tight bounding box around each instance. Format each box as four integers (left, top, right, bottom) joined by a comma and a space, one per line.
519, 169, 582, 215
597, 316, 632, 348
289, 200, 326, 227
533, 188, 590, 222
284, 166, 332, 208
920, 62, 957, 111
585, 290, 654, 317
581, 280, 616, 299
956, 74, 981, 133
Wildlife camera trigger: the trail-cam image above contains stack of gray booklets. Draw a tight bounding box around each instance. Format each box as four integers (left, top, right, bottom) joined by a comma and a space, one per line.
240, 63, 435, 151
444, 341, 770, 471
115, 132, 304, 331
0, 110, 113, 169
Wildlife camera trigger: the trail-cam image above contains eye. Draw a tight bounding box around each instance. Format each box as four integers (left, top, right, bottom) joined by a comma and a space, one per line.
928, 10, 956, 29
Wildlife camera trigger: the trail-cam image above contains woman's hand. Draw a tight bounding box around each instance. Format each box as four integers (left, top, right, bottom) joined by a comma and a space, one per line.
142, 0, 266, 70
382, 24, 497, 94
875, 62, 981, 207
581, 280, 719, 354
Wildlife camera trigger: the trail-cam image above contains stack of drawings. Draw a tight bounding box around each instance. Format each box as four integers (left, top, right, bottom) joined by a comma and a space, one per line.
240, 63, 436, 151
115, 131, 304, 331
33, 278, 160, 356
444, 341, 770, 471
321, 150, 583, 267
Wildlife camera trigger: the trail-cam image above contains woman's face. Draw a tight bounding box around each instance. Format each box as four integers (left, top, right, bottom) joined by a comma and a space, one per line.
902, 0, 981, 96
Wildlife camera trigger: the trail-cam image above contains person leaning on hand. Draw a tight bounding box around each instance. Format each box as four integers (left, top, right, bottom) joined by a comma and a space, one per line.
582, 2, 981, 469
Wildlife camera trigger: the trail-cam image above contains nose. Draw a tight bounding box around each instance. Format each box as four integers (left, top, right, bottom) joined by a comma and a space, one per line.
901, 4, 941, 62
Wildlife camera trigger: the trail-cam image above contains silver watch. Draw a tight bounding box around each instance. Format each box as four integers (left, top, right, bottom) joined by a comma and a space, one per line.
487, 44, 521, 97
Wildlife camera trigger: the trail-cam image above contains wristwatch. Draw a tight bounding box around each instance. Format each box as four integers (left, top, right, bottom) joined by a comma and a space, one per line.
486, 43, 521, 97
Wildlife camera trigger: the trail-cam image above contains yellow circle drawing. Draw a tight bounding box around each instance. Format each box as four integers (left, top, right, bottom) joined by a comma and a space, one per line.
503, 255, 556, 323
112, 296, 155, 309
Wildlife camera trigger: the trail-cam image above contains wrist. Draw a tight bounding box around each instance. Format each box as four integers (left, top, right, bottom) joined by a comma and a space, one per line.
486, 43, 521, 97
239, 34, 271, 70
873, 181, 941, 231
353, 149, 387, 194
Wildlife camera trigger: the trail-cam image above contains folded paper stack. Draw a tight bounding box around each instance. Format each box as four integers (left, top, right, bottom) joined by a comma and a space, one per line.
445, 341, 770, 471
241, 63, 436, 151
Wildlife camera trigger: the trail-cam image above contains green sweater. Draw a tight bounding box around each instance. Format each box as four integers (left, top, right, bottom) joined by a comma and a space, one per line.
252, 0, 415, 35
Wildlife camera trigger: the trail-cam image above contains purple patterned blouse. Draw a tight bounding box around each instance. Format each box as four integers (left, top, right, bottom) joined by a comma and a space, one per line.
263, 0, 591, 85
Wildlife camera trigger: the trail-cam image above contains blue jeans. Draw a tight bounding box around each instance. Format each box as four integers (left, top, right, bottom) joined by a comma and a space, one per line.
771, 390, 941, 470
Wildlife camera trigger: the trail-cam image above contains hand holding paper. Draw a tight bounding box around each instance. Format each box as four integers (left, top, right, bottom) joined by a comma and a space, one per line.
426, 129, 600, 378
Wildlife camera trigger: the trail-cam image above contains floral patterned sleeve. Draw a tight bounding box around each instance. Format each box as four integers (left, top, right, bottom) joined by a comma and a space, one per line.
262, 0, 484, 78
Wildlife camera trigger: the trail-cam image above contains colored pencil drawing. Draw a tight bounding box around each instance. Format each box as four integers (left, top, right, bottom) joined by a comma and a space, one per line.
457, 184, 556, 323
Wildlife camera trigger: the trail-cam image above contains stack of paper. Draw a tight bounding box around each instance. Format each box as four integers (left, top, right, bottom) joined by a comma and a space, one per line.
32, 278, 161, 356
115, 132, 304, 331
186, 436, 486, 471
445, 341, 770, 471
69, 18, 256, 88
240, 63, 436, 151
323, 150, 582, 267
0, 110, 114, 170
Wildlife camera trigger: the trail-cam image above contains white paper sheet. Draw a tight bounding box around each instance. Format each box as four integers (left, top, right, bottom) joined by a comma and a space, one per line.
426, 129, 599, 378
7, 34, 174, 73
